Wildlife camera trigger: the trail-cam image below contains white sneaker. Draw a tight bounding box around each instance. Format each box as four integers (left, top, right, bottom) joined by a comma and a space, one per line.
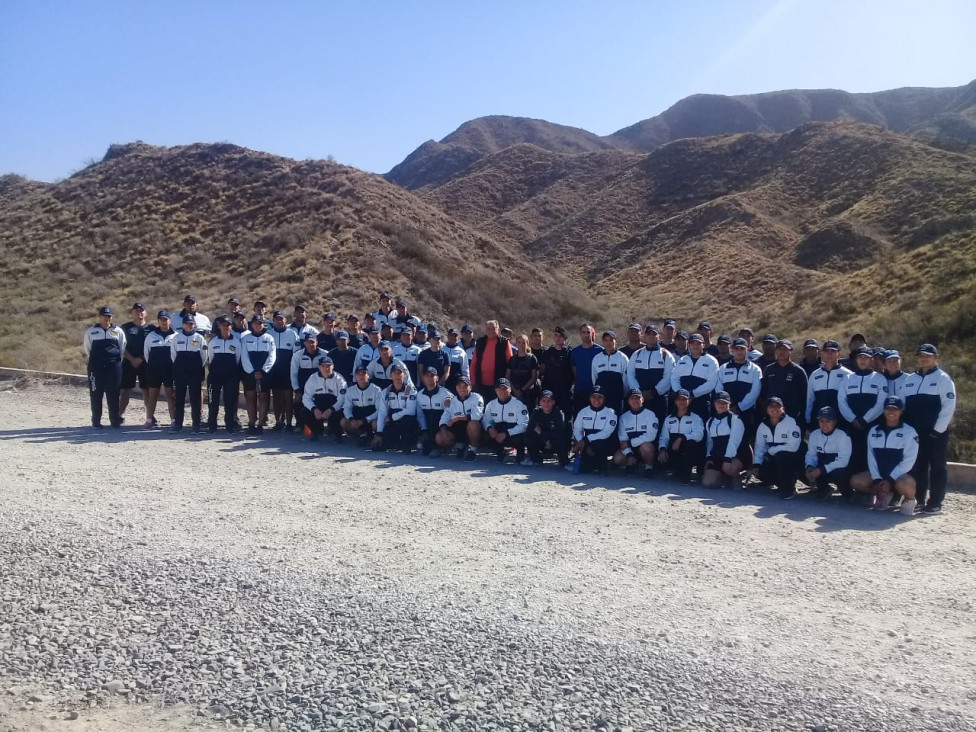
900, 498, 917, 516
873, 492, 893, 510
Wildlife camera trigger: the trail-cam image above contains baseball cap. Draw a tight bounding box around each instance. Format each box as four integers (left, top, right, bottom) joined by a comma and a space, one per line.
738, 327, 754, 336
885, 350, 901, 360
322, 313, 336, 321
776, 340, 794, 350
157, 310, 171, 319
766, 396, 784, 406
423, 366, 438, 376
853, 346, 872, 357
871, 347, 887, 357
713, 391, 731, 403
254, 299, 267, 307
540, 390, 555, 400
717, 334, 732, 344
822, 340, 841, 351
495, 378, 511, 388
762, 333, 778, 344
676, 331, 689, 340
363, 312, 376, 321
457, 375, 471, 385
395, 298, 406, 307
628, 322, 642, 331
397, 325, 412, 335
302, 331, 317, 341
461, 323, 474, 333
318, 356, 334, 366
674, 389, 691, 399
233, 311, 246, 320
365, 326, 380, 335
602, 330, 617, 339
644, 324, 660, 334
293, 303, 306, 312
354, 364, 368, 373
688, 333, 704, 343
697, 321, 712, 331
664, 319, 677, 328
447, 327, 459, 336
428, 329, 442, 339
181, 315, 195, 324
390, 360, 407, 373
227, 297, 241, 306
884, 396, 904, 409
213, 316, 230, 326
917, 343, 939, 356
591, 385, 604, 395
272, 310, 285, 319
803, 339, 820, 349
335, 330, 349, 340
250, 314, 266, 324
817, 406, 838, 421
98, 306, 113, 316
627, 388, 643, 398
131, 302, 146, 310
346, 313, 360, 322
183, 294, 197, 303
379, 291, 391, 299
732, 338, 748, 348
378, 340, 391, 349
553, 326, 567, 336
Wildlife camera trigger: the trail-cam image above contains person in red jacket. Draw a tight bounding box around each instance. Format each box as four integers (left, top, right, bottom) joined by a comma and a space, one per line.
469, 320, 514, 404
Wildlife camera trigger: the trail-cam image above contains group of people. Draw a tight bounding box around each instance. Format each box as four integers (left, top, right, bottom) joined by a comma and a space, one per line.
83, 292, 958, 515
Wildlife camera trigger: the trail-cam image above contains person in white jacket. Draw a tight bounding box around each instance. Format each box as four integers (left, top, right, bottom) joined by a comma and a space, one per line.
752, 397, 804, 499
701, 392, 747, 490
301, 357, 347, 442
804, 406, 853, 501
612, 389, 659, 476
570, 385, 619, 475
373, 361, 419, 453
436, 376, 485, 460
482, 378, 530, 464
657, 390, 706, 484
850, 396, 920, 514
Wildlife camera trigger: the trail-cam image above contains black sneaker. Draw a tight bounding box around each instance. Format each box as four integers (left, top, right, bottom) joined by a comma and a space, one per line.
272, 422, 285, 432
92, 422, 104, 430
922, 504, 943, 515
190, 424, 202, 434
256, 425, 264, 435
207, 425, 218, 434
464, 449, 476, 462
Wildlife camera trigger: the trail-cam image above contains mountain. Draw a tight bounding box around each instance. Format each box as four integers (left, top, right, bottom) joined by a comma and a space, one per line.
388, 80, 976, 190
0, 142, 604, 374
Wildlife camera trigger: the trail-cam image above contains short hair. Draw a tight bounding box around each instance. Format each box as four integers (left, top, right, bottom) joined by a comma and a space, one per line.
531, 327, 543, 335
579, 323, 595, 334
486, 319, 499, 329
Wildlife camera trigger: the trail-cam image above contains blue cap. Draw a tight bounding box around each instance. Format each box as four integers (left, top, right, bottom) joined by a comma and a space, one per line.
627, 388, 643, 398
732, 338, 748, 348
495, 377, 511, 388
817, 406, 838, 421
461, 323, 473, 333
762, 333, 778, 343
355, 364, 368, 373
457, 375, 471, 385
323, 313, 336, 321
674, 389, 691, 399
181, 315, 195, 324
628, 322, 642, 331
378, 340, 392, 349
428, 329, 442, 339
688, 333, 704, 343
713, 391, 731, 403
822, 340, 841, 351
917, 343, 938, 356
157, 310, 171, 319
540, 389, 555, 400
335, 330, 349, 339
676, 331, 690, 340
697, 321, 712, 331
664, 319, 676, 328
602, 330, 617, 340
884, 396, 904, 409
885, 350, 901, 360
98, 306, 113, 316
644, 324, 660, 334
767, 396, 784, 406
423, 366, 438, 376
776, 339, 794, 350
318, 356, 333, 365
302, 331, 317, 341
390, 360, 407, 373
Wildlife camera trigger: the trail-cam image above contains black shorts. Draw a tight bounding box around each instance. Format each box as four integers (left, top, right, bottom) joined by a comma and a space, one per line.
121, 361, 147, 389
448, 421, 469, 444
144, 365, 173, 389
268, 363, 292, 391
242, 373, 269, 392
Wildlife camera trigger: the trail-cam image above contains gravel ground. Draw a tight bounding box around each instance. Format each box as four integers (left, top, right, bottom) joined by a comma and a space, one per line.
1, 383, 974, 732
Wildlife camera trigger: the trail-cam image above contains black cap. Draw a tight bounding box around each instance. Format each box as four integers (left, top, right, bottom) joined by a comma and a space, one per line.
885, 350, 901, 360
214, 316, 231, 326
395, 298, 406, 306
379, 291, 391, 299
181, 314, 195, 324
713, 391, 732, 403
272, 310, 285, 319
423, 366, 438, 376
346, 313, 360, 322
457, 375, 471, 385
323, 313, 337, 321
157, 310, 171, 319
602, 330, 617, 340
227, 297, 241, 305
233, 311, 246, 320
884, 396, 904, 409
664, 319, 676, 328
335, 330, 349, 339
318, 356, 334, 365
302, 331, 317, 341
461, 323, 474, 333
378, 340, 392, 349
447, 327, 459, 336
183, 294, 196, 303
738, 327, 754, 336
817, 406, 838, 421
762, 333, 778, 344
250, 314, 266, 324
732, 337, 748, 348
871, 347, 887, 357
628, 322, 641, 331
688, 333, 705, 343
853, 346, 872, 358
495, 378, 511, 388
822, 340, 841, 351
364, 312, 376, 321
776, 339, 793, 350
676, 331, 689, 340
917, 343, 938, 356
674, 389, 691, 399
591, 385, 604, 396
697, 321, 712, 331
365, 326, 380, 335
429, 329, 442, 339
717, 334, 732, 344
98, 306, 113, 316
540, 390, 555, 400
131, 302, 146, 310
803, 339, 819, 349
627, 388, 643, 398
767, 396, 784, 406
355, 364, 368, 373
254, 299, 267, 307
390, 360, 407, 373
293, 303, 307, 312
644, 324, 660, 334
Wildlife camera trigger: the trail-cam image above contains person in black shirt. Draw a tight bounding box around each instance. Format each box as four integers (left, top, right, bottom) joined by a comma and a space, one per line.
539, 326, 573, 419
328, 331, 359, 384
714, 334, 733, 365
119, 302, 153, 422
756, 334, 778, 371
620, 323, 642, 358
524, 391, 570, 467
800, 339, 823, 377
839, 333, 867, 371
317, 313, 338, 351
507, 334, 540, 410
345, 314, 367, 349
761, 340, 809, 428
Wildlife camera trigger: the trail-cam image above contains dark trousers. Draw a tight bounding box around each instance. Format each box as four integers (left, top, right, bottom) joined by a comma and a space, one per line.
579, 435, 616, 472
848, 426, 870, 474
381, 416, 419, 451
207, 374, 240, 429
491, 432, 525, 459
642, 390, 668, 427
173, 374, 203, 427
913, 430, 949, 508
302, 406, 342, 437
527, 430, 570, 465
547, 388, 573, 422
758, 450, 803, 494
813, 467, 851, 498
89, 363, 122, 427
572, 391, 592, 418
689, 395, 710, 422
661, 437, 706, 481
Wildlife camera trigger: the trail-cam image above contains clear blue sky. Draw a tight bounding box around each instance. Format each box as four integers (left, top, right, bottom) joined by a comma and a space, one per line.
2, 0, 974, 181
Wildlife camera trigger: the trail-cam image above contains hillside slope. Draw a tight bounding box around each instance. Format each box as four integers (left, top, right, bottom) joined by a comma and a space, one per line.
0, 143, 603, 373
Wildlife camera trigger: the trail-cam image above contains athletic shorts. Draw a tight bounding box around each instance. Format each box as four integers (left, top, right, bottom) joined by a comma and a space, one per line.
121, 361, 147, 389
144, 364, 173, 389
448, 421, 469, 444
242, 372, 269, 392
268, 361, 293, 391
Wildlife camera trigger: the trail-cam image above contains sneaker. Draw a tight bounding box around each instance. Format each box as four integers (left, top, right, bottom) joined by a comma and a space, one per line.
921, 504, 942, 515
143, 418, 156, 428
899, 498, 917, 516
873, 492, 893, 510
91, 423, 104, 430
272, 422, 284, 432
644, 466, 655, 479
520, 458, 536, 467
454, 445, 465, 459
283, 423, 295, 433
464, 449, 476, 462
190, 424, 202, 434
169, 424, 182, 433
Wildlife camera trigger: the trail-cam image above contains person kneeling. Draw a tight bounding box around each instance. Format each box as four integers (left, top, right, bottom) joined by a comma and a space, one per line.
525, 390, 571, 467
804, 406, 853, 501
341, 365, 383, 445
571, 386, 619, 475
612, 389, 659, 476
373, 361, 419, 453
656, 390, 705, 484
849, 396, 919, 514
702, 391, 746, 490
436, 376, 485, 462
752, 397, 804, 499
482, 378, 530, 464
301, 357, 347, 442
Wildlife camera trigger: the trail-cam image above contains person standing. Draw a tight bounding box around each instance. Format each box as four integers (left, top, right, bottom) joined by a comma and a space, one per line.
316, 313, 338, 352
882, 350, 909, 399
539, 326, 574, 419
507, 334, 540, 411
805, 340, 852, 425
241, 315, 276, 434
269, 311, 301, 431
177, 294, 212, 335
142, 310, 177, 427
83, 306, 126, 429
626, 324, 675, 426
441, 328, 469, 394
169, 315, 208, 433
799, 339, 824, 377
590, 330, 630, 415
903, 344, 957, 514
570, 323, 600, 416
620, 323, 643, 358
761, 340, 808, 429
328, 330, 359, 385
119, 302, 152, 423
206, 316, 242, 433
670, 333, 719, 421
471, 320, 514, 404
837, 346, 887, 474
717, 338, 763, 445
